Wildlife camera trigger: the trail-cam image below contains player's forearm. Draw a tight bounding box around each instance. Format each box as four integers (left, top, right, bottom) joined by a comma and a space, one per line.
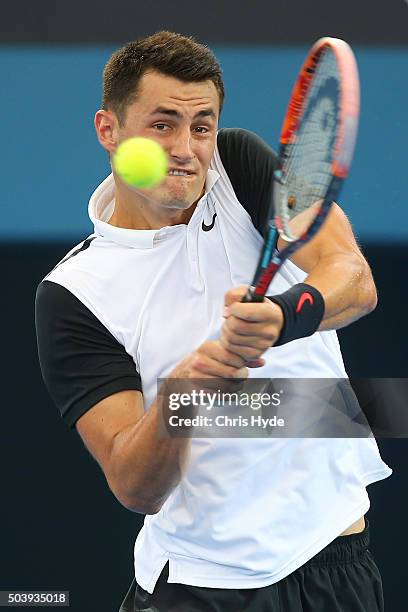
304, 253, 377, 330
108, 399, 192, 515
107, 343, 247, 513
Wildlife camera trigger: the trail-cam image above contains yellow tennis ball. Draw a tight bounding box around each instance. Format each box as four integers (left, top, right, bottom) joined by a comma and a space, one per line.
113, 137, 168, 189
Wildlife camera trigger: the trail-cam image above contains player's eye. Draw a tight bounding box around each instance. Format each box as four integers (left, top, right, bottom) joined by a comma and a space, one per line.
194, 126, 209, 134
153, 123, 170, 131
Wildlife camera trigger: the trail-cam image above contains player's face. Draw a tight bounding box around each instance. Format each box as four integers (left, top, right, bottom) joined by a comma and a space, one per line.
118, 71, 220, 210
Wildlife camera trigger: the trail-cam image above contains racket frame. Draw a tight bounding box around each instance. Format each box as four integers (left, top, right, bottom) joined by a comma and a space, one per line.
245, 37, 360, 303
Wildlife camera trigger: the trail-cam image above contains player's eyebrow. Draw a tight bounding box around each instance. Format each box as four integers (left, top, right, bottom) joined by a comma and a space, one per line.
150, 107, 216, 120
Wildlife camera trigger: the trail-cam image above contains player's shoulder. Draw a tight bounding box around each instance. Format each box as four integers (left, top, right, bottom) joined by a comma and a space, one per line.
35, 235, 98, 316
35, 279, 142, 432
40, 234, 102, 289
217, 127, 278, 165
213, 129, 278, 236
35, 278, 86, 328
42, 235, 97, 280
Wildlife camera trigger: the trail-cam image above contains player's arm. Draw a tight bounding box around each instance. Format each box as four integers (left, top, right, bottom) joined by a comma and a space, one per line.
221, 208, 376, 360
36, 281, 249, 514
75, 389, 185, 514
278, 202, 377, 330
218, 128, 376, 357
75, 344, 249, 515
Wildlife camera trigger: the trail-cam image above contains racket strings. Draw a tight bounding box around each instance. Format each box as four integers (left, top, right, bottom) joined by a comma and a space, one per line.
284, 48, 340, 219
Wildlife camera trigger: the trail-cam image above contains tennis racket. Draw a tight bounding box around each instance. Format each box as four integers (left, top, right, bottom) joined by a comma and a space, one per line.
244, 37, 360, 303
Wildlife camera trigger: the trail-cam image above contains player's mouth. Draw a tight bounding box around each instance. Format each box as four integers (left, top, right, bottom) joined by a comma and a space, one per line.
167, 168, 195, 177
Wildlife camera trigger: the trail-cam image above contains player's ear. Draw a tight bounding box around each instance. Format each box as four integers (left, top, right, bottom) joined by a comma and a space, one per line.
94, 110, 119, 154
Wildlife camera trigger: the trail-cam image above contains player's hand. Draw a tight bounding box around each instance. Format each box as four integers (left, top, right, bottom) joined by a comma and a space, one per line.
169, 340, 250, 380
163, 341, 253, 403
220, 286, 284, 362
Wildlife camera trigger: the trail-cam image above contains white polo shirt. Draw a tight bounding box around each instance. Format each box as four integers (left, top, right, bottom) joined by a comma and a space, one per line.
36, 128, 392, 592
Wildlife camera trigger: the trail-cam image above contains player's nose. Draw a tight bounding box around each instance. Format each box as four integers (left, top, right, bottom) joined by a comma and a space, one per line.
168, 128, 194, 161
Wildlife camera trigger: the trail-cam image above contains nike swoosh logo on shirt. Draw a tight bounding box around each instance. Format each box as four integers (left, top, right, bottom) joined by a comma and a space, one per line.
202, 213, 217, 232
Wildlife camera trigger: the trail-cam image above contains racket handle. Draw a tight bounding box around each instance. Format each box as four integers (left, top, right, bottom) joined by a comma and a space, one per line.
242, 287, 264, 303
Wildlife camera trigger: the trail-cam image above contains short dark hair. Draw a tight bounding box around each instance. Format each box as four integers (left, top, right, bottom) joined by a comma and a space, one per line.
102, 31, 225, 125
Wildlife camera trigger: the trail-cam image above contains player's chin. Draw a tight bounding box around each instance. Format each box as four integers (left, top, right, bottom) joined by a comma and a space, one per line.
157, 191, 193, 210
160, 183, 202, 210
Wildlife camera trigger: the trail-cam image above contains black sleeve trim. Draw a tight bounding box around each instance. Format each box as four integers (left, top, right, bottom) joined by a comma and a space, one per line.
35, 281, 142, 429
217, 128, 279, 237
44, 236, 97, 280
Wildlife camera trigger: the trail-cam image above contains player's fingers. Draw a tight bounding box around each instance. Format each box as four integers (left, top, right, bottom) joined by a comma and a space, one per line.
223, 317, 279, 341
219, 340, 265, 361
226, 300, 280, 323
247, 358, 266, 368
191, 356, 248, 379
193, 345, 248, 378
221, 329, 274, 350
224, 285, 248, 310
198, 340, 248, 368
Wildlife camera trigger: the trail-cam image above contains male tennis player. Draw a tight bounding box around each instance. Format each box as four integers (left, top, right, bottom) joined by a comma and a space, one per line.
36, 31, 391, 611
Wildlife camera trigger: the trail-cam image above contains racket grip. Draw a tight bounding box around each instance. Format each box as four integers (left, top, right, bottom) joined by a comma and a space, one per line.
242, 287, 264, 303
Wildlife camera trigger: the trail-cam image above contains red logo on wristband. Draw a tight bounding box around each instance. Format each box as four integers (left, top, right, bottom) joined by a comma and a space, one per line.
296, 292, 314, 313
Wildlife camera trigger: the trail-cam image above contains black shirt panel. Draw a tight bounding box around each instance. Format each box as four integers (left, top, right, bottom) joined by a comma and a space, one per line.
35, 280, 142, 429
217, 128, 279, 238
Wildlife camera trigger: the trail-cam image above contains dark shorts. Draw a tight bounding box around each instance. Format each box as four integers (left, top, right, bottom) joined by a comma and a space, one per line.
119, 519, 384, 612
